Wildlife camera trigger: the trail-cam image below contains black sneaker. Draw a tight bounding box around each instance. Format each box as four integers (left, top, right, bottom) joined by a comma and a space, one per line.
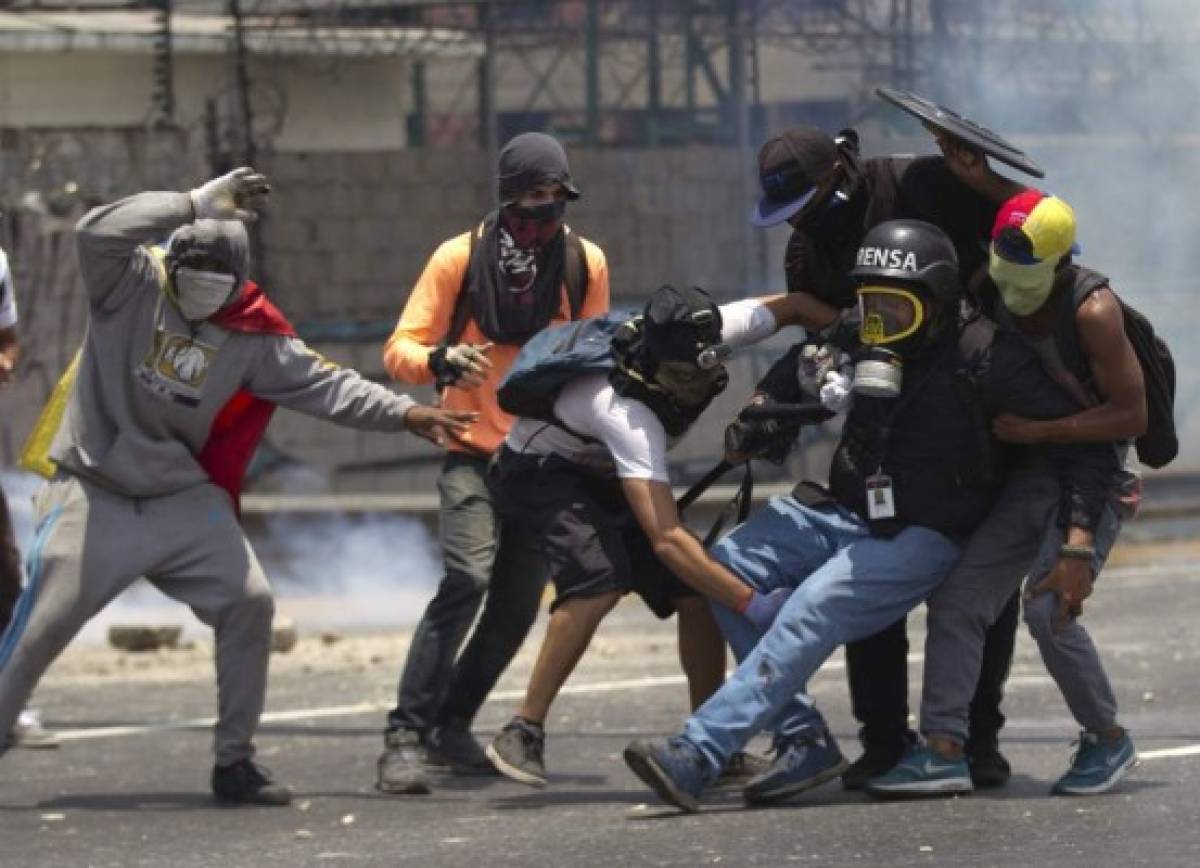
842, 743, 908, 791
426, 724, 499, 775
967, 744, 1012, 788
376, 730, 433, 795
211, 759, 293, 806
486, 718, 546, 788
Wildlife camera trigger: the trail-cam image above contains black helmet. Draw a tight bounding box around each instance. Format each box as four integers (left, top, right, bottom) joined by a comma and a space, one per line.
850, 219, 960, 303
609, 284, 727, 436
639, 284, 723, 370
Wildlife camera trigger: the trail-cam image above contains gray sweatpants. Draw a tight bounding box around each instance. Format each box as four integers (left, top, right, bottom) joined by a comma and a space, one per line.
921, 472, 1122, 742
0, 474, 274, 765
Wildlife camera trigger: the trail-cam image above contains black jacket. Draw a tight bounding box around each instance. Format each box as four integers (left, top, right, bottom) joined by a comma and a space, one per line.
760, 316, 1118, 537
784, 156, 997, 310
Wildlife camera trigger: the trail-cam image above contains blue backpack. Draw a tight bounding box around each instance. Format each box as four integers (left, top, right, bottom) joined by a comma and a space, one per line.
498, 307, 639, 424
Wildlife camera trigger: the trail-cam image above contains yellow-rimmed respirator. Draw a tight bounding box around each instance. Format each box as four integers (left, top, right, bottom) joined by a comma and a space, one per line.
857, 285, 926, 346
854, 285, 927, 399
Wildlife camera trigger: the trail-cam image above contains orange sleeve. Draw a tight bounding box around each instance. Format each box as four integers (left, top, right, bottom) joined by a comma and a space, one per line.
382, 233, 471, 385
578, 237, 611, 318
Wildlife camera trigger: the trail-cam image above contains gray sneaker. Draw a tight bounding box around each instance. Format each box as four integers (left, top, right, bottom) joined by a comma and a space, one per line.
376, 730, 432, 795
426, 724, 499, 775
11, 709, 59, 750
486, 718, 547, 788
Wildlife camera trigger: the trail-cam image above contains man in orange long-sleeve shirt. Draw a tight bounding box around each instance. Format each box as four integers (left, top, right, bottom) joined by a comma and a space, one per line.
376, 133, 610, 795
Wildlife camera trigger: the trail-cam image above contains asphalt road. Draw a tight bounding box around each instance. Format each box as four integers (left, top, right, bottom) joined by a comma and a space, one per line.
2, 551, 1199, 867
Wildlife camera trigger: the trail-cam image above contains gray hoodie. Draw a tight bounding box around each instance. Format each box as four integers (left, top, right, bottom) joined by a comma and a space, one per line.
50, 191, 416, 498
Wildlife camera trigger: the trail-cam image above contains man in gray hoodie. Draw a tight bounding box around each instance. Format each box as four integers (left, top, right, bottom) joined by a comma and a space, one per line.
0, 168, 472, 805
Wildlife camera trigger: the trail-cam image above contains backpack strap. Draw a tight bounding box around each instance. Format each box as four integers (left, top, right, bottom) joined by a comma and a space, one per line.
443, 223, 484, 348
1069, 265, 1111, 309
562, 228, 589, 320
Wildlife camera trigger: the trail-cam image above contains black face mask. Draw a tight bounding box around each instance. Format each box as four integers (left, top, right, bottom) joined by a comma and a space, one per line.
504, 200, 567, 249
508, 200, 566, 223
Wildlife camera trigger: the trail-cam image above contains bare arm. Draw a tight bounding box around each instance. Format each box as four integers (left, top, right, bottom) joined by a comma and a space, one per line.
757, 292, 841, 333
1013, 289, 1147, 444
934, 134, 1026, 205
620, 477, 753, 612
0, 326, 18, 386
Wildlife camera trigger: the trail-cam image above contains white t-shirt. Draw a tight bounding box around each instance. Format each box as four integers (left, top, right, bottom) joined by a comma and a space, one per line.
505, 298, 777, 482
0, 250, 16, 330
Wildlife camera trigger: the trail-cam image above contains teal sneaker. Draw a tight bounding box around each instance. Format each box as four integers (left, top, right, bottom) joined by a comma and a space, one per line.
1051, 730, 1137, 796
865, 744, 973, 798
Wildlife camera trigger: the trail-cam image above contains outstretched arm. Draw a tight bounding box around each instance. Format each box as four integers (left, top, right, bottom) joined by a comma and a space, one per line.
758, 292, 841, 334
621, 477, 753, 613
247, 335, 474, 440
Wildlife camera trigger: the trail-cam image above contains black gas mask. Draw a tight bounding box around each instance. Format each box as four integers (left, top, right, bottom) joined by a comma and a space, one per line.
611, 286, 728, 435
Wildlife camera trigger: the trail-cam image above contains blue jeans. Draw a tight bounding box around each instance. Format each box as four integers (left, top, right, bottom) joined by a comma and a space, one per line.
684, 495, 961, 773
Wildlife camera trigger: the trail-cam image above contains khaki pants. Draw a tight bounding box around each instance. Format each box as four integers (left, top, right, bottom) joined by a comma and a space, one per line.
0, 474, 274, 765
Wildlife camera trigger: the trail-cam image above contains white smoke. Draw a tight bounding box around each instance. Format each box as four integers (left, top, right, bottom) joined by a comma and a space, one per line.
1, 468, 442, 644
872, 6, 1200, 466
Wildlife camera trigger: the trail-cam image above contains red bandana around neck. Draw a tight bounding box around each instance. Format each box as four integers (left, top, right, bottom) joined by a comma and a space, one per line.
198, 280, 297, 514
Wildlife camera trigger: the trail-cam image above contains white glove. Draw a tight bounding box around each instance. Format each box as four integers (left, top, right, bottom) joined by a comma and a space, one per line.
796, 342, 839, 398
819, 370, 854, 414
189, 167, 270, 222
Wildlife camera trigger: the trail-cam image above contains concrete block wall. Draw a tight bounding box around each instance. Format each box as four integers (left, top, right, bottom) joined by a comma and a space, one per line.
253, 144, 788, 491
0, 136, 796, 487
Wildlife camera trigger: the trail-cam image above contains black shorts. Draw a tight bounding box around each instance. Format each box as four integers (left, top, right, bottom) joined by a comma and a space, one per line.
488, 448, 694, 619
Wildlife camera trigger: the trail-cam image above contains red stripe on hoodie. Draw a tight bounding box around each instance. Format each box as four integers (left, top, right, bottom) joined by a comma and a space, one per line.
198, 280, 296, 513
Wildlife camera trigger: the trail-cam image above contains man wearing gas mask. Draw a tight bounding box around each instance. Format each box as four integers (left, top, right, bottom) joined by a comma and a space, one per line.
871, 191, 1145, 798
623, 219, 1120, 812
749, 124, 1028, 789
483, 284, 833, 788
2, 169, 473, 805
375, 133, 610, 795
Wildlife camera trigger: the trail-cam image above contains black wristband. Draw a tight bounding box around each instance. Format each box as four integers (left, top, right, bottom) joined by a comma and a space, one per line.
1059, 543, 1095, 561
428, 344, 460, 390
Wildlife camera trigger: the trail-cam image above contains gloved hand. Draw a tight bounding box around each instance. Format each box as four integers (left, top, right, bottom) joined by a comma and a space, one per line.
796, 342, 839, 398
741, 588, 792, 632
819, 370, 854, 414
189, 167, 271, 222
428, 341, 493, 390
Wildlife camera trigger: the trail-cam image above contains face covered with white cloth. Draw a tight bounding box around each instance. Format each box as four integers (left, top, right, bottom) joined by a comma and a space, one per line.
165, 218, 251, 322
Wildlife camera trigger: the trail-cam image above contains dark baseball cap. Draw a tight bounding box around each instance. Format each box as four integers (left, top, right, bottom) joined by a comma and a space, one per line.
498, 132, 581, 204
752, 127, 839, 228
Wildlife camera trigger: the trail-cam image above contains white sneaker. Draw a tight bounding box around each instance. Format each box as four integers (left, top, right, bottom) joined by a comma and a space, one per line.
11, 708, 59, 749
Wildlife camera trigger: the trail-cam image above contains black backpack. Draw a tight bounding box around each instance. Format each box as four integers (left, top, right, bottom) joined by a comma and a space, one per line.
1069, 270, 1178, 468
442, 223, 589, 347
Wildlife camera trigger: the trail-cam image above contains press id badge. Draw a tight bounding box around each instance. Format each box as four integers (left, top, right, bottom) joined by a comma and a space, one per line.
865, 473, 896, 520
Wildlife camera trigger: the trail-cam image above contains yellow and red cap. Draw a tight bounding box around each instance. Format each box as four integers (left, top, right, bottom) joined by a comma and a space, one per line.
991, 189, 1081, 264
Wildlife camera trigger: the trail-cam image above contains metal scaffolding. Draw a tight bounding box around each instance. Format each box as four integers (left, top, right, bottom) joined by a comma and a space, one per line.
3, 1, 1191, 147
